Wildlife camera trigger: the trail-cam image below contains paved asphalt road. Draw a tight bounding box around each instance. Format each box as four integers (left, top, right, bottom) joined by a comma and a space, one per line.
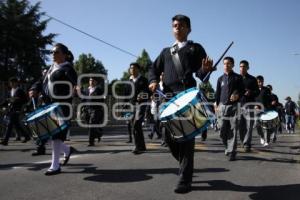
1, 126, 300, 200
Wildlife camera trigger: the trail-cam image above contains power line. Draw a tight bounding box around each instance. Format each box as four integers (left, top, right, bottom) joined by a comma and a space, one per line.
45, 14, 138, 58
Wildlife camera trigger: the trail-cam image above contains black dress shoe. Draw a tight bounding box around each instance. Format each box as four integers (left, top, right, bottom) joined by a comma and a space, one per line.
62, 146, 75, 166
0, 141, 8, 146
244, 147, 251, 153
32, 150, 46, 156
132, 149, 145, 155
126, 140, 132, 143
21, 138, 30, 143
228, 152, 236, 161
161, 142, 168, 147
201, 132, 207, 141
148, 133, 153, 139
174, 183, 192, 194
45, 168, 61, 176
132, 149, 141, 154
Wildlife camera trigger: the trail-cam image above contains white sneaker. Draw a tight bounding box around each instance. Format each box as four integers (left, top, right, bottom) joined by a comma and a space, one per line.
224, 150, 229, 156
263, 142, 269, 147
260, 138, 265, 145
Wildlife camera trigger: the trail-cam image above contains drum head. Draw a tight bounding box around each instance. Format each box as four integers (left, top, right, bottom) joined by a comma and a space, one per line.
260, 110, 278, 121
160, 88, 199, 120
26, 104, 59, 122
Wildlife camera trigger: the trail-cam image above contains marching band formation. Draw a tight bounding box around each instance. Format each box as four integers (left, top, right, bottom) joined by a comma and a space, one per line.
0, 14, 299, 194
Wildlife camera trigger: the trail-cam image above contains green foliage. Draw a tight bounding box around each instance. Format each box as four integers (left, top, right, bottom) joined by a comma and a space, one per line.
120, 49, 152, 80
135, 49, 152, 78
199, 81, 215, 101
108, 79, 123, 96
74, 53, 108, 88
114, 49, 152, 95
74, 53, 107, 75
297, 93, 300, 129
298, 93, 300, 107
0, 0, 56, 81
121, 71, 130, 81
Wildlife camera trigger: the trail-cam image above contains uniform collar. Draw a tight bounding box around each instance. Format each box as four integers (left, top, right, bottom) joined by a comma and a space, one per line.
130, 74, 141, 83
173, 40, 188, 50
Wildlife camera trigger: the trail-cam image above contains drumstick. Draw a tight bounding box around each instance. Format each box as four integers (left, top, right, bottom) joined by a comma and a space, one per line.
32, 97, 36, 110
156, 89, 179, 107
203, 41, 234, 82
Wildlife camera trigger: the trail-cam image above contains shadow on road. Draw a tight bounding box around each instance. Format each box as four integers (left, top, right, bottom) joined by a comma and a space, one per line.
192, 180, 300, 200
61, 167, 229, 183
0, 148, 35, 152
257, 148, 300, 156
238, 155, 299, 164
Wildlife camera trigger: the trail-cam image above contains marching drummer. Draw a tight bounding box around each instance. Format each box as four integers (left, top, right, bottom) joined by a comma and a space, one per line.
255, 75, 272, 146
42, 43, 77, 175
0, 77, 30, 145
148, 14, 214, 193
266, 84, 280, 142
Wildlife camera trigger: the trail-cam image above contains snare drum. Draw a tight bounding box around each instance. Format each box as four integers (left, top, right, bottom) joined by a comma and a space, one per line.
259, 110, 279, 129
123, 112, 134, 120
159, 87, 214, 142
25, 103, 69, 143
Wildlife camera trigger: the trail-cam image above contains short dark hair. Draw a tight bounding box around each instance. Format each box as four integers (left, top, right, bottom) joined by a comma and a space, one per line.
256, 75, 264, 81
240, 60, 249, 67
9, 77, 18, 83
223, 56, 235, 65
266, 84, 272, 90
172, 14, 191, 29
55, 43, 69, 54
89, 77, 98, 83
54, 43, 74, 63
129, 62, 141, 70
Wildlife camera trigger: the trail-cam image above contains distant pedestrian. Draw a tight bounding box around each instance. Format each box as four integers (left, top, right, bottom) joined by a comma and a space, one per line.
284, 96, 297, 134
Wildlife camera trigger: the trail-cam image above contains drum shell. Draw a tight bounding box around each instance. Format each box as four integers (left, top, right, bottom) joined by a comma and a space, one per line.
259, 110, 280, 130
260, 117, 279, 129
160, 88, 213, 142
26, 104, 68, 142
165, 102, 210, 142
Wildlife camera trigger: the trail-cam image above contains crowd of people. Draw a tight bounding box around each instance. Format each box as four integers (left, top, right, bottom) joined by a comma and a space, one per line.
0, 14, 299, 194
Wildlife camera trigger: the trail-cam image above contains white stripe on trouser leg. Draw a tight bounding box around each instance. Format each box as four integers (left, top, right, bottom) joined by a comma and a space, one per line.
50, 139, 62, 170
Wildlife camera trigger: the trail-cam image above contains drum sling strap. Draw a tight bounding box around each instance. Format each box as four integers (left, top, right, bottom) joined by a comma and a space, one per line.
170, 44, 185, 87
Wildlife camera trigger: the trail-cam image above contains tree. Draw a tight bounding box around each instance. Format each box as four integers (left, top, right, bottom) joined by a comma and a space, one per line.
108, 79, 123, 96
136, 49, 152, 78
0, 0, 56, 81
120, 49, 152, 80
74, 53, 108, 88
298, 93, 300, 107
116, 49, 152, 96
74, 53, 107, 75
199, 81, 215, 101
